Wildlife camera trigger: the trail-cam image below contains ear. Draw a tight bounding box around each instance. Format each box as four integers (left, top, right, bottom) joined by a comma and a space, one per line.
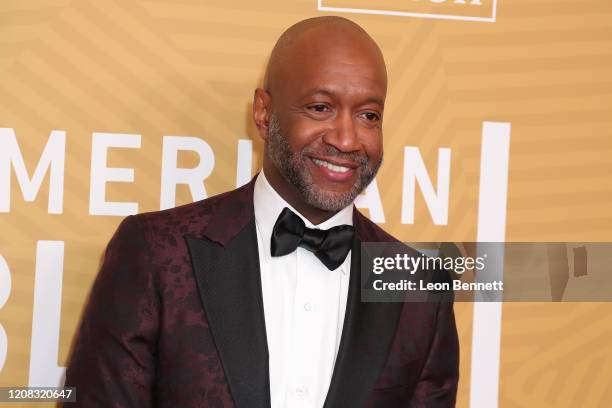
253, 88, 272, 141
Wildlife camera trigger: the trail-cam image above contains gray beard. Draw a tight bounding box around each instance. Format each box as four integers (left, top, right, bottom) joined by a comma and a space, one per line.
266, 114, 382, 212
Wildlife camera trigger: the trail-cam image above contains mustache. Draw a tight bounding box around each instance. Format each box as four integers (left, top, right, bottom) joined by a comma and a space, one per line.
301, 145, 370, 166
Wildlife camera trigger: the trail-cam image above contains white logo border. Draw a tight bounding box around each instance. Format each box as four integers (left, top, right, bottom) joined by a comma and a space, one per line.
317, 0, 498, 23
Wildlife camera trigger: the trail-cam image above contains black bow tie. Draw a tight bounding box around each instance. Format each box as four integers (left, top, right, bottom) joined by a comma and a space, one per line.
270, 207, 355, 271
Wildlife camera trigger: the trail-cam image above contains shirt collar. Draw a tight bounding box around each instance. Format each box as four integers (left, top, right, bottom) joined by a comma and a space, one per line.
253, 170, 354, 258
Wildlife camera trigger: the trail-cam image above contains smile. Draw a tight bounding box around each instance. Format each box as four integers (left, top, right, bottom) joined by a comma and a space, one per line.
311, 158, 352, 173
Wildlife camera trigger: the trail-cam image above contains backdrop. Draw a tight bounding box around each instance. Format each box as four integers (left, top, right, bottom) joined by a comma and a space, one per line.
1, 1, 611, 407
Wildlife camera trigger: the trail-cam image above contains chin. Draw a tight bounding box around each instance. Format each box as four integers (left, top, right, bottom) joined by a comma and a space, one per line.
301, 187, 358, 212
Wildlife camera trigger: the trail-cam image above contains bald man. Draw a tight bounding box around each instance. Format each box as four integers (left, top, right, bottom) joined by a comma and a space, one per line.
63, 17, 459, 408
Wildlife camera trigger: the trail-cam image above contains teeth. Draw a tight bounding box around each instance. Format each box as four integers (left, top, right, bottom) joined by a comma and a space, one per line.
312, 158, 351, 173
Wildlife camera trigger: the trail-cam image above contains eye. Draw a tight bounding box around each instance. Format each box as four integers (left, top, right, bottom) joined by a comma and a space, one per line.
361, 111, 381, 122
307, 103, 330, 113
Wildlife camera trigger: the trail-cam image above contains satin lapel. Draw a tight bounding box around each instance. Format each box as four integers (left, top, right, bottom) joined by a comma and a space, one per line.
186, 219, 270, 408
323, 232, 405, 407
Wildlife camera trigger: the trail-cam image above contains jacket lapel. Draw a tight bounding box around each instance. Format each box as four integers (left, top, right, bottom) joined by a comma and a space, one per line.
185, 177, 270, 408
323, 210, 405, 408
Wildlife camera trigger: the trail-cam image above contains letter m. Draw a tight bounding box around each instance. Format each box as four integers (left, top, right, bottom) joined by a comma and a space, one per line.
0, 128, 65, 214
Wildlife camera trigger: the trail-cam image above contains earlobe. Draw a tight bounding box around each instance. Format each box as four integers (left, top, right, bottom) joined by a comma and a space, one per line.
253, 88, 272, 140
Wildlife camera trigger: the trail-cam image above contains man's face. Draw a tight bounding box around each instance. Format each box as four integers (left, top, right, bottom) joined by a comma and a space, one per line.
261, 32, 386, 212
266, 112, 382, 212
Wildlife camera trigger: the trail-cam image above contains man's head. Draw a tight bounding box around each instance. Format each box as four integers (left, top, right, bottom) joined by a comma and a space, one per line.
253, 16, 387, 221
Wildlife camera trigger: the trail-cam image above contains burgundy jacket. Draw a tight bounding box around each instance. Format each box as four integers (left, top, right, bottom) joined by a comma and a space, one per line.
63, 177, 459, 407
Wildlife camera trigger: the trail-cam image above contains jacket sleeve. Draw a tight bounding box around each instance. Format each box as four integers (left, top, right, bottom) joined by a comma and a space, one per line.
62, 215, 160, 407
409, 300, 460, 408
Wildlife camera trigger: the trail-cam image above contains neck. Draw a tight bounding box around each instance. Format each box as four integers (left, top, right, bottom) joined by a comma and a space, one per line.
262, 162, 341, 225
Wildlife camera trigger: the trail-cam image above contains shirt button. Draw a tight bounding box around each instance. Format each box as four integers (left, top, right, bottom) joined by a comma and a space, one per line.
303, 302, 312, 311
295, 387, 306, 397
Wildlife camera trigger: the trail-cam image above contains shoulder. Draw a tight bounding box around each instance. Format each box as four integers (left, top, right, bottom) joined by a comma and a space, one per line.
111, 178, 257, 250
353, 207, 400, 243
130, 183, 252, 236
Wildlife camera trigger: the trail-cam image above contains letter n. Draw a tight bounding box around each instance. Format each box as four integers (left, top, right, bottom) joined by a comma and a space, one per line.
401, 147, 451, 225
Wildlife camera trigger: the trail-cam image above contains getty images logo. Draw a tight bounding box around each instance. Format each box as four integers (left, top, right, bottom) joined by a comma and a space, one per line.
318, 0, 498, 23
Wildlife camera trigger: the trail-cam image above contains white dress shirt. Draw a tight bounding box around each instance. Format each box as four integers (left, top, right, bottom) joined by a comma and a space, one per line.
253, 171, 353, 408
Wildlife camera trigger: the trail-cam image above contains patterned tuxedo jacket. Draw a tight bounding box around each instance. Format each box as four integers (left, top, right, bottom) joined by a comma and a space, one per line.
63, 176, 459, 407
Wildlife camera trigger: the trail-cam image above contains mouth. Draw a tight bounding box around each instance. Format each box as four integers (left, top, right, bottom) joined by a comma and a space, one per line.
311, 158, 352, 173
309, 157, 359, 182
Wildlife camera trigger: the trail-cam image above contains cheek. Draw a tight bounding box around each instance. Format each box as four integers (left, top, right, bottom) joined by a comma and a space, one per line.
361, 132, 383, 161
287, 120, 329, 150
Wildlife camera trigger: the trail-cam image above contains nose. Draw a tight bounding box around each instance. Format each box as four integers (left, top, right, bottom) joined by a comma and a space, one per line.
322, 109, 361, 153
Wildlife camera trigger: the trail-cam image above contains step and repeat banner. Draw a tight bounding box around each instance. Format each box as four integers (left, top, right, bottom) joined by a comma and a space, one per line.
1, 0, 612, 407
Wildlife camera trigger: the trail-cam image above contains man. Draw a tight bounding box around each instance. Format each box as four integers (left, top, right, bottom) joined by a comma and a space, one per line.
64, 16, 459, 407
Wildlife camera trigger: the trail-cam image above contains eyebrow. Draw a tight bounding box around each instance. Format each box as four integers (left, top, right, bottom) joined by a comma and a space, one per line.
303, 88, 385, 108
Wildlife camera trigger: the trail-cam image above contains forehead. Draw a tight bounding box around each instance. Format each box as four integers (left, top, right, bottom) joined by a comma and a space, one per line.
269, 27, 387, 103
